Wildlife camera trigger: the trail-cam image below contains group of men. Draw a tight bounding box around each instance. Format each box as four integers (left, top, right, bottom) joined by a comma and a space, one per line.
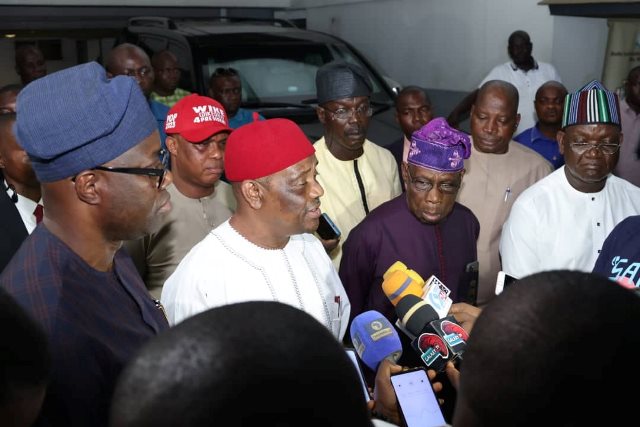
2, 30, 640, 427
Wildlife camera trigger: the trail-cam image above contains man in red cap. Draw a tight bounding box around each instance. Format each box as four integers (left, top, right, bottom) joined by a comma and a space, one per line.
161, 118, 350, 340
125, 94, 235, 299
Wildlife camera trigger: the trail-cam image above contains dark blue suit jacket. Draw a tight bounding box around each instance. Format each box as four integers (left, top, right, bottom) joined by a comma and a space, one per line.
389, 136, 406, 191
0, 180, 28, 273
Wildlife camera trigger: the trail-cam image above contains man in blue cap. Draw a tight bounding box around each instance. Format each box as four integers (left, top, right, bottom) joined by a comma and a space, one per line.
501, 80, 640, 278
0, 62, 172, 426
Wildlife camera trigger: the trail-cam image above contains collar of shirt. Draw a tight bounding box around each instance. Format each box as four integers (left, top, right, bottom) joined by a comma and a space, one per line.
402, 135, 412, 163
4, 179, 41, 233
510, 59, 539, 72
621, 98, 640, 118
529, 124, 555, 144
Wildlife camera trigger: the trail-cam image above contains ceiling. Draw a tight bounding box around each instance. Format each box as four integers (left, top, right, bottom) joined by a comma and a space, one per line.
538, 0, 640, 17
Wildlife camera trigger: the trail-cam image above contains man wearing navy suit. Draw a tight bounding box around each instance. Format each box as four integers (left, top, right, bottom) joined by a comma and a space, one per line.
0, 112, 41, 272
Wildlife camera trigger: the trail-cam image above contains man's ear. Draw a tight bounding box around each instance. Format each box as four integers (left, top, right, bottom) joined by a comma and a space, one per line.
73, 171, 101, 205
557, 130, 566, 155
166, 135, 178, 156
239, 180, 265, 210
316, 106, 327, 124
401, 162, 409, 191
0, 152, 5, 169
514, 113, 521, 132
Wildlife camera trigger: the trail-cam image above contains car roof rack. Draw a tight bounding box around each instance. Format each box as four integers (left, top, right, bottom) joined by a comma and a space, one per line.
128, 16, 178, 29
127, 15, 297, 30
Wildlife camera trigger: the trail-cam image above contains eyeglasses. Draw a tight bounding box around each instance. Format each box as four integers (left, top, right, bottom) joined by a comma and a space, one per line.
122, 66, 152, 79
92, 149, 169, 189
569, 142, 621, 155
406, 167, 460, 194
321, 104, 373, 121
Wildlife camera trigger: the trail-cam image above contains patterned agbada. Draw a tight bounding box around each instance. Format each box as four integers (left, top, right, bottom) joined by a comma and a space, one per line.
0, 226, 168, 426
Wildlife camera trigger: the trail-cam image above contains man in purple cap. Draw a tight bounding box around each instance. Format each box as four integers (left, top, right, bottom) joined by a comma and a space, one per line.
339, 117, 480, 329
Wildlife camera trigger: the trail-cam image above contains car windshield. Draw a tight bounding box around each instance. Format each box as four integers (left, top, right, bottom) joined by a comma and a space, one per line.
199, 40, 393, 107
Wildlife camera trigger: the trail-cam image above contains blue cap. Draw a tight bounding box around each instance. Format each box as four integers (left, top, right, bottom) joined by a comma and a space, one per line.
15, 61, 157, 182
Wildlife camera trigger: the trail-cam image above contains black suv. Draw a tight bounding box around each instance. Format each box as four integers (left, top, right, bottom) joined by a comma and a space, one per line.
120, 16, 400, 145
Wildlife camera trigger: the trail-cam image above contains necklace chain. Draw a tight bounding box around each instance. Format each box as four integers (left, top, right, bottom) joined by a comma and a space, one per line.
214, 225, 332, 329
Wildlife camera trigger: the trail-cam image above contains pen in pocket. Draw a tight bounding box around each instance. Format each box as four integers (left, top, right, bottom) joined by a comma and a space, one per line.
504, 187, 511, 202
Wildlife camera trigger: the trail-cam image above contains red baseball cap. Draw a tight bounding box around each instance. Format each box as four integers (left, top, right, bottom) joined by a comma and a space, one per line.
164, 94, 232, 142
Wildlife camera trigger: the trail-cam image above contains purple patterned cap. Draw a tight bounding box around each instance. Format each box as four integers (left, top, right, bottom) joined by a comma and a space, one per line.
408, 117, 471, 172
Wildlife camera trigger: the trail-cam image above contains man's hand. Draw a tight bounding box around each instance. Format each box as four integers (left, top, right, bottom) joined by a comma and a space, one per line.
318, 236, 340, 254
445, 361, 461, 391
371, 360, 444, 425
448, 303, 482, 334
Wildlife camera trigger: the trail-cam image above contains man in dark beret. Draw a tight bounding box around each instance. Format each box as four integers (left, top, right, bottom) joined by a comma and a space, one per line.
314, 60, 401, 268
0, 62, 172, 426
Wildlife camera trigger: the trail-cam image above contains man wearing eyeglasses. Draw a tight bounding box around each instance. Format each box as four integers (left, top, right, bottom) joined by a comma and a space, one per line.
0, 62, 172, 426
339, 118, 479, 335
105, 43, 170, 149
314, 60, 401, 269
500, 80, 640, 280
124, 94, 235, 299
150, 50, 191, 108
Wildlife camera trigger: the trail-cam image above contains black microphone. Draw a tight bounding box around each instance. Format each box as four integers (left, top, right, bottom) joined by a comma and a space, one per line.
395, 294, 469, 372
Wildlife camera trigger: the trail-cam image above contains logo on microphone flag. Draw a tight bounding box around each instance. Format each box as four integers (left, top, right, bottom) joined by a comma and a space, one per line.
417, 333, 448, 367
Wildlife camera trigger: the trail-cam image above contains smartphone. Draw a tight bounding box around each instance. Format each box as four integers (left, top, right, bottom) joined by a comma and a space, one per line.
316, 212, 341, 240
345, 348, 371, 403
390, 368, 446, 427
495, 271, 519, 295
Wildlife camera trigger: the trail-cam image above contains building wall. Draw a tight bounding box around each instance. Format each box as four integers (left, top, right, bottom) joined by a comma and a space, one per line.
301, 0, 607, 93
0, 1, 609, 97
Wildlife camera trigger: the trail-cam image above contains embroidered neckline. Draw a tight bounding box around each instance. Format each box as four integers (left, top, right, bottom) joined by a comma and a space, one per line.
227, 220, 289, 251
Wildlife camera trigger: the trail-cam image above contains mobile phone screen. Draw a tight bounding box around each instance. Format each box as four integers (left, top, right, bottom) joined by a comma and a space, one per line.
391, 369, 446, 427
345, 349, 370, 402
